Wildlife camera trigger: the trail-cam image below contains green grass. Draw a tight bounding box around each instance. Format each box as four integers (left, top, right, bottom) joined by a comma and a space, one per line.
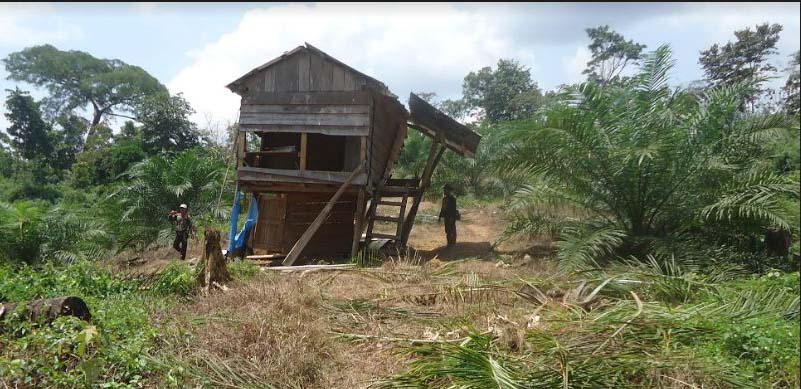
0, 257, 261, 387
0, 261, 170, 387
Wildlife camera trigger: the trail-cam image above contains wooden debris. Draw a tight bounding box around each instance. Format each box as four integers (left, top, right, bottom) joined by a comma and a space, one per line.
260, 264, 356, 272
196, 229, 232, 292
0, 296, 91, 323
246, 254, 285, 260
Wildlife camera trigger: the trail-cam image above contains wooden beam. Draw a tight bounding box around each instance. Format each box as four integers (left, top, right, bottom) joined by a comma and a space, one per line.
239, 182, 362, 194
260, 264, 356, 272
283, 164, 365, 266
300, 133, 308, 170
350, 188, 367, 258
242, 91, 371, 105
235, 130, 246, 168
239, 125, 369, 137
238, 166, 367, 185
240, 104, 370, 114
239, 112, 370, 127
246, 254, 284, 260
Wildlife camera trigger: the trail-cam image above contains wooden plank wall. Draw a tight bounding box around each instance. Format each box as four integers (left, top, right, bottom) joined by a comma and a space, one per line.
281, 192, 355, 260
242, 51, 363, 94
239, 50, 373, 135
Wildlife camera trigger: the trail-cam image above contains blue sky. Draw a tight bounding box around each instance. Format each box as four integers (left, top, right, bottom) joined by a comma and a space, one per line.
1, 2, 799, 134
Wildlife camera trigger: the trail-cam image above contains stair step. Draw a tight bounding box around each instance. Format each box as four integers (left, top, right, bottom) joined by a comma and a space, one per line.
373, 216, 400, 223
377, 200, 404, 206
382, 185, 416, 192
371, 233, 400, 240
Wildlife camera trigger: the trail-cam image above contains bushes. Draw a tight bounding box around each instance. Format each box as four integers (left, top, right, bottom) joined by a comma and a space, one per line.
0, 262, 159, 387
0, 256, 258, 387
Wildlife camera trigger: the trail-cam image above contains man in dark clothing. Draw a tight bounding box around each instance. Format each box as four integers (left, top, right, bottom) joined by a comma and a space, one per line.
168, 204, 193, 260
438, 184, 459, 248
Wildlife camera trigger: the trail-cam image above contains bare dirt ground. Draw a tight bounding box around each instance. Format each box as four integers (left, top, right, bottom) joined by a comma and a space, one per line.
122, 201, 557, 387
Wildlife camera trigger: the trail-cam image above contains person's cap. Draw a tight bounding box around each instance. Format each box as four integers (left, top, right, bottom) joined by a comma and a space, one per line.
179, 204, 188, 209
443, 184, 453, 190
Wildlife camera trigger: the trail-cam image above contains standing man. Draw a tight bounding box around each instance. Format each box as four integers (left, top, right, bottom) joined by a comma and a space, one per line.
169, 204, 193, 260
438, 184, 460, 248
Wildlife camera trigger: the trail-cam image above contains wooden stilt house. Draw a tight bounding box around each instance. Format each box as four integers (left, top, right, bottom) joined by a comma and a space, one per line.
226, 43, 480, 265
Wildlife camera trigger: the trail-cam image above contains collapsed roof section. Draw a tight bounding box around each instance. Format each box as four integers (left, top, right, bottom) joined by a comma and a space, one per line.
407, 93, 481, 157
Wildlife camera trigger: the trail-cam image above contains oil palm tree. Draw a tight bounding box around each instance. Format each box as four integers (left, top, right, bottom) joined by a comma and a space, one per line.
498, 45, 799, 267
108, 147, 231, 250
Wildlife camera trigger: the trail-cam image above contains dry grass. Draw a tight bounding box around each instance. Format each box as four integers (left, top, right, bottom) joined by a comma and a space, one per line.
150, 252, 556, 388
140, 201, 564, 388
153, 275, 343, 388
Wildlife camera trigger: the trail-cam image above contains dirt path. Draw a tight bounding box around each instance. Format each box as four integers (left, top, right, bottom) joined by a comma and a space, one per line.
376, 200, 552, 262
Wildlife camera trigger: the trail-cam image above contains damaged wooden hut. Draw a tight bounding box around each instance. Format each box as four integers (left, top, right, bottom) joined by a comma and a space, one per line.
226, 43, 481, 265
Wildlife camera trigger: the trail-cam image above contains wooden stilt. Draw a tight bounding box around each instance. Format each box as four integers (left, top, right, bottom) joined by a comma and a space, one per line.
350, 188, 367, 258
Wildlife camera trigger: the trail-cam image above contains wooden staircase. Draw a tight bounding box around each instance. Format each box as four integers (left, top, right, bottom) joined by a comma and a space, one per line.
364, 178, 418, 243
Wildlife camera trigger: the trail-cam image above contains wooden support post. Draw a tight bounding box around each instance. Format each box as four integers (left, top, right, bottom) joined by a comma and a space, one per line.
360, 136, 367, 162
350, 188, 367, 258
283, 164, 365, 266
401, 143, 445, 244
299, 133, 308, 170
235, 130, 246, 168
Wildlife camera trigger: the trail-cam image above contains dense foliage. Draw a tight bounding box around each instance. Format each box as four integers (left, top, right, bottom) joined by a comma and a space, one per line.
498, 46, 799, 268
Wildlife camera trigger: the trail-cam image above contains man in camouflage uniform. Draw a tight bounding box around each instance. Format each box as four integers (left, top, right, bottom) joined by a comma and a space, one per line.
168, 204, 193, 260
438, 184, 459, 248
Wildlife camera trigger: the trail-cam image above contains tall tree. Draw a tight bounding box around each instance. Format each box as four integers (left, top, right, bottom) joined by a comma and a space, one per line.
784, 51, 800, 116
3, 44, 166, 132
583, 25, 646, 85
137, 93, 200, 155
699, 23, 783, 107
3, 88, 52, 161
462, 59, 540, 122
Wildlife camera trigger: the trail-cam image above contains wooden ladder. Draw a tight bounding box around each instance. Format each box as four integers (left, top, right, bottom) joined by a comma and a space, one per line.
364, 183, 411, 243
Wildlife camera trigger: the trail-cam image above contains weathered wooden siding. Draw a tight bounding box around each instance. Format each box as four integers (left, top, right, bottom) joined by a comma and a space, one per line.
239, 94, 371, 136
242, 51, 363, 94
281, 192, 355, 259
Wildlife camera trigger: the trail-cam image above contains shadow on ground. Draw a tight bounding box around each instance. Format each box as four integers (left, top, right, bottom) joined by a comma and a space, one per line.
414, 241, 498, 261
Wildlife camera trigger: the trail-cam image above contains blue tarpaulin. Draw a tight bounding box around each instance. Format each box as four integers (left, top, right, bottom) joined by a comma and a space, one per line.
227, 187, 259, 254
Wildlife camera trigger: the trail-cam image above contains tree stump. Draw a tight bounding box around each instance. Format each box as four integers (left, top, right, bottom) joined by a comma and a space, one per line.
0, 296, 91, 323
196, 228, 232, 292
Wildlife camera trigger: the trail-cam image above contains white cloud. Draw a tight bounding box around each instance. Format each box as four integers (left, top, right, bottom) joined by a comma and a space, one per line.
167, 3, 537, 127
0, 3, 82, 47
563, 46, 591, 85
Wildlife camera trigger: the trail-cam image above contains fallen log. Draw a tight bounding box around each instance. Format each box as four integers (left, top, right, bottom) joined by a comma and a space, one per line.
0, 296, 91, 323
